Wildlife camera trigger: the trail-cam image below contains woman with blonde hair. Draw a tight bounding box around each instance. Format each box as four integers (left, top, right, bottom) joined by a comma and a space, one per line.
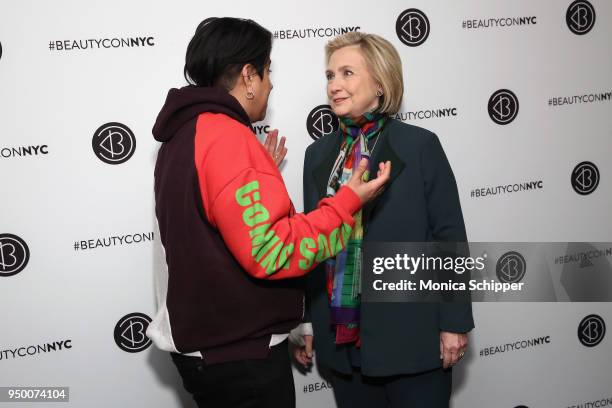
294, 32, 474, 407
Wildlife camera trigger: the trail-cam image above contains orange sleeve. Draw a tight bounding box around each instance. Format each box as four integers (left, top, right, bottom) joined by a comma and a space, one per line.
195, 113, 361, 280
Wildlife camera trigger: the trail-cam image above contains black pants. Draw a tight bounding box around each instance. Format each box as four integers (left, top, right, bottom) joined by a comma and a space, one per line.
330, 367, 452, 408
170, 341, 295, 408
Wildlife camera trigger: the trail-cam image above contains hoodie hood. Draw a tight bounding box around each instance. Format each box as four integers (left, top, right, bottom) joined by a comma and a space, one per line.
152, 86, 251, 142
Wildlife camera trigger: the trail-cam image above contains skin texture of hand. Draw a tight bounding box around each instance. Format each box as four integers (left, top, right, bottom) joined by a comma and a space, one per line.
292, 335, 313, 368
263, 129, 287, 167
440, 331, 468, 369
346, 158, 391, 204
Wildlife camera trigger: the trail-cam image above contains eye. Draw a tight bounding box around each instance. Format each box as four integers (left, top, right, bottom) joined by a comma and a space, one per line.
326, 72, 334, 80
344, 70, 353, 76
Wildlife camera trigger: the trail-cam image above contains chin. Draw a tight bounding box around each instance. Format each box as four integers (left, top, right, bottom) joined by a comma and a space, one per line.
331, 106, 349, 118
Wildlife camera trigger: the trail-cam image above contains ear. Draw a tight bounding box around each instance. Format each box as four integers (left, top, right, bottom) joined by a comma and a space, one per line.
240, 64, 258, 91
240, 63, 258, 79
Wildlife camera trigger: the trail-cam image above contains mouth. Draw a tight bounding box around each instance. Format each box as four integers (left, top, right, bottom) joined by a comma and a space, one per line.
332, 97, 348, 104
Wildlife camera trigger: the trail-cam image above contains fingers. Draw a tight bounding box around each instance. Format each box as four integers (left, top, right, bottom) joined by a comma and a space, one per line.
277, 135, 286, 152
267, 129, 278, 148
275, 136, 288, 165
440, 332, 468, 369
263, 129, 289, 167
368, 161, 391, 191
304, 335, 313, 358
263, 129, 277, 154
349, 158, 369, 184
293, 348, 307, 366
293, 348, 312, 368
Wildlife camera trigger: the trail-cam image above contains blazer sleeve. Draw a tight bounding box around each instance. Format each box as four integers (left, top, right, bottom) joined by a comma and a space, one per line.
421, 133, 475, 333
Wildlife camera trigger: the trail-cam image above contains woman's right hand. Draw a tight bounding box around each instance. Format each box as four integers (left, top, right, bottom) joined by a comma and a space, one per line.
346, 158, 391, 204
292, 335, 313, 368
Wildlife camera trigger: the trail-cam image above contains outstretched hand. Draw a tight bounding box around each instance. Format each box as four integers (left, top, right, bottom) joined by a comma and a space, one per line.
263, 129, 287, 167
346, 158, 391, 204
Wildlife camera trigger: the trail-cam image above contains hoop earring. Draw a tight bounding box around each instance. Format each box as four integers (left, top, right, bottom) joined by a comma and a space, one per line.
246, 91, 255, 100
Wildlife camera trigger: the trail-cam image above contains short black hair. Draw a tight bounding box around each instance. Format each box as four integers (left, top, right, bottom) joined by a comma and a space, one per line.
184, 17, 272, 89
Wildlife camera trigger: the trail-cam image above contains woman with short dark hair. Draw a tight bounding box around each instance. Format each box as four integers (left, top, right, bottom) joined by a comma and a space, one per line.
147, 18, 391, 408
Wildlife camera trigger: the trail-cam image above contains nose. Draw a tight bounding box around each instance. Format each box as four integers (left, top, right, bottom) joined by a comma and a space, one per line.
328, 78, 342, 95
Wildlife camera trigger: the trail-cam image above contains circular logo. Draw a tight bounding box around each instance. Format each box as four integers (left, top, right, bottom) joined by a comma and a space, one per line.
306, 105, 339, 140
566, 0, 596, 35
496, 251, 526, 283
571, 161, 599, 195
114, 312, 152, 353
396, 9, 430, 47
488, 89, 519, 125
92, 122, 136, 165
578, 314, 605, 347
0, 234, 30, 277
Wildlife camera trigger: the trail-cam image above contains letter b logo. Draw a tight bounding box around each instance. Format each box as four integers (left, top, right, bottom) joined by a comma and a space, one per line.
396, 9, 430, 46
488, 89, 519, 125
0, 234, 30, 277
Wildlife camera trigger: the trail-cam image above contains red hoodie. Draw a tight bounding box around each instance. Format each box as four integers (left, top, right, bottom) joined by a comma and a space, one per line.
147, 86, 361, 363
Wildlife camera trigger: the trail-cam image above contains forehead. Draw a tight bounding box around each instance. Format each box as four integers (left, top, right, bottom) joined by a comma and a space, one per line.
327, 45, 366, 69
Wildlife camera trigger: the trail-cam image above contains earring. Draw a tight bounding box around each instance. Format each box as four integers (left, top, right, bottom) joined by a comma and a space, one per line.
376, 89, 383, 97
246, 91, 255, 100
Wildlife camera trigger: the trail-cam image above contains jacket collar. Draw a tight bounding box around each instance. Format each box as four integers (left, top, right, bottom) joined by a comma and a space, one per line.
311, 122, 405, 204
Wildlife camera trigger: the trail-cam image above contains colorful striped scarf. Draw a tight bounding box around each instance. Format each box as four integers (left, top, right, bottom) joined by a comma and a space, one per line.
325, 111, 387, 344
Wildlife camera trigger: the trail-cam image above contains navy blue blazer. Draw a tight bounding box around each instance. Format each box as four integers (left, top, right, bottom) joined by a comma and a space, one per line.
303, 118, 475, 377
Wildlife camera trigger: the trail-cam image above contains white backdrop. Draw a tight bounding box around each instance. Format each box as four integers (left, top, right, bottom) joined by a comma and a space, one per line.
1, 0, 611, 407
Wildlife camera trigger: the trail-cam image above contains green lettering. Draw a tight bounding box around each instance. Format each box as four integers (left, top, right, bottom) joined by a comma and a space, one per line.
243, 203, 269, 227
235, 180, 260, 206
249, 223, 272, 255
329, 227, 342, 254
341, 223, 352, 245
315, 233, 331, 262
254, 234, 280, 262
299, 238, 317, 270
260, 240, 284, 275
278, 243, 294, 270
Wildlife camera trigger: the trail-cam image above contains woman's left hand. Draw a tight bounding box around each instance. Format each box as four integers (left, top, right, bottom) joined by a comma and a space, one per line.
263, 129, 287, 167
440, 331, 468, 369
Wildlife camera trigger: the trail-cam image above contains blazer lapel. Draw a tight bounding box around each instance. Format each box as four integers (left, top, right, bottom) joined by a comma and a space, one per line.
362, 125, 405, 225
310, 124, 405, 226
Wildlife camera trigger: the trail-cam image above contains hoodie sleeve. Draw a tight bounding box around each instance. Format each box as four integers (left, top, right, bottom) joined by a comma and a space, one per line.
195, 113, 361, 280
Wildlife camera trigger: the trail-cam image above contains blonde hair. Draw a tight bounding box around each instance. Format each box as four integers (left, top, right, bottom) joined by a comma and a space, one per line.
325, 32, 404, 115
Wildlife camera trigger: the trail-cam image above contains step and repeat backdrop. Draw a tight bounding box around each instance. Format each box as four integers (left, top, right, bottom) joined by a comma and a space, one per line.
1, 0, 611, 407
